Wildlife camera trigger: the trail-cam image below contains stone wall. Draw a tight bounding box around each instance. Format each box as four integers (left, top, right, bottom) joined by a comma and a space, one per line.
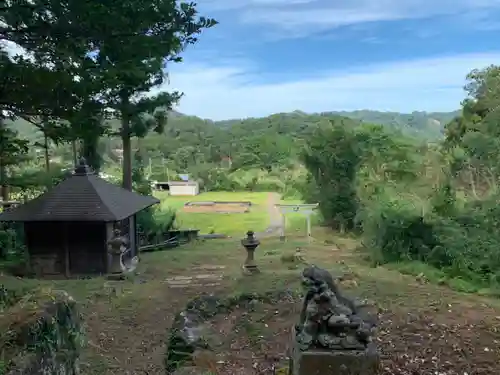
0, 287, 83, 375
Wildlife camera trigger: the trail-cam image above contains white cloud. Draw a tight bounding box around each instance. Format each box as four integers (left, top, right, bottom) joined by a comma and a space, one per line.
160, 52, 500, 120
212, 0, 500, 35
202, 0, 317, 11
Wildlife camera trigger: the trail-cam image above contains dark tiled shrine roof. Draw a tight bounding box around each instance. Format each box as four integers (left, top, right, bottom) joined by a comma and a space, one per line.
0, 159, 159, 222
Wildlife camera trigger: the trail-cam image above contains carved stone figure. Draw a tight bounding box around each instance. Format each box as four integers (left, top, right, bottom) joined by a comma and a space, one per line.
295, 265, 376, 351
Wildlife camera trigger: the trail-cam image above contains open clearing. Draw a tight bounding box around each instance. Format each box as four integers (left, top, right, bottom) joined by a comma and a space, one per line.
2, 228, 500, 375
154, 191, 312, 236
155, 191, 269, 235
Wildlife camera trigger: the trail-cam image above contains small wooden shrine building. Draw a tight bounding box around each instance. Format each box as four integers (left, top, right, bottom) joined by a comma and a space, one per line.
0, 159, 159, 277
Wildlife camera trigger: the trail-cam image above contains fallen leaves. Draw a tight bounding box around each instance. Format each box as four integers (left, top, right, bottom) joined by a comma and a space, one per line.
204, 297, 500, 375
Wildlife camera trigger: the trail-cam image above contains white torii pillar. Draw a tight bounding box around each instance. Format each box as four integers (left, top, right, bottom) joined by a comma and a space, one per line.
275, 203, 319, 242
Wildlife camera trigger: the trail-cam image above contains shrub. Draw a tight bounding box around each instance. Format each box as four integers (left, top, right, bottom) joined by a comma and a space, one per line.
0, 223, 27, 274
137, 207, 177, 245
362, 191, 500, 289
360, 196, 434, 265
0, 289, 83, 375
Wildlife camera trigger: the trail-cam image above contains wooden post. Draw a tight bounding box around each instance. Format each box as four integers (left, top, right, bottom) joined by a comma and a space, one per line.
64, 223, 70, 278
280, 214, 286, 241
129, 215, 137, 257
105, 222, 114, 273
306, 213, 312, 242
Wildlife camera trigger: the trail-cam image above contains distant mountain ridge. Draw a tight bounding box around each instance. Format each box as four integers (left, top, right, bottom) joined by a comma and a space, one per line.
212, 109, 459, 138
7, 109, 460, 142
326, 109, 460, 136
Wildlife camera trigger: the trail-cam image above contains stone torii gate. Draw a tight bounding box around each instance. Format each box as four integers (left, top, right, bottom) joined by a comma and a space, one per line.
275, 203, 319, 241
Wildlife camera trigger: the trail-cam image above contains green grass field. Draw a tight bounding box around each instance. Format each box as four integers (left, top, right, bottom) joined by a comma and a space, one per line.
154, 191, 271, 235
152, 191, 321, 237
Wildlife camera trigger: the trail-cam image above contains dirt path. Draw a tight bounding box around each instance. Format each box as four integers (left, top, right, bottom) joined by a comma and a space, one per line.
257, 192, 282, 237
81, 263, 230, 375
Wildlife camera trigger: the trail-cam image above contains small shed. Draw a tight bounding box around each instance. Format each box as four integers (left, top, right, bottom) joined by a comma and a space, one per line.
168, 181, 199, 196
0, 160, 159, 277
154, 181, 199, 196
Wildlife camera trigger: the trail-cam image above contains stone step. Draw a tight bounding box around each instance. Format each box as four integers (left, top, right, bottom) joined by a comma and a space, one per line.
191, 265, 226, 271
168, 282, 222, 289
165, 274, 223, 286
166, 274, 222, 281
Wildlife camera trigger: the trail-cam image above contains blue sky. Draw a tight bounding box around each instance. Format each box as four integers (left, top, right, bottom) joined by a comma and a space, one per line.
163, 0, 500, 120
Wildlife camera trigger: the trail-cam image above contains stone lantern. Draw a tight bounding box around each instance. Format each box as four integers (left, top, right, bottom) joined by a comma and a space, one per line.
241, 230, 260, 274
107, 229, 128, 275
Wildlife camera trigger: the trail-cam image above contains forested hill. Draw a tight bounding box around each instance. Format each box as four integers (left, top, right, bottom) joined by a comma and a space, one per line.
6, 107, 459, 190
325, 110, 459, 137
9, 109, 458, 143
216, 109, 457, 138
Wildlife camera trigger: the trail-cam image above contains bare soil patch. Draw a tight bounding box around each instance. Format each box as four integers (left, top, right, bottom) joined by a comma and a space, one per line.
200, 294, 500, 375
206, 296, 298, 375
80, 262, 232, 375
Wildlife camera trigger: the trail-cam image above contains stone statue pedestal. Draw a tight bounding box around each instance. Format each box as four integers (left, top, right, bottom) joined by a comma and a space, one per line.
107, 250, 126, 280
289, 328, 380, 375
108, 251, 123, 274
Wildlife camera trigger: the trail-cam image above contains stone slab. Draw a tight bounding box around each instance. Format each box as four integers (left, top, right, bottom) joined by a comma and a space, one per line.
168, 282, 221, 289
167, 279, 193, 285
165, 274, 223, 285
193, 274, 223, 280
290, 347, 380, 375
168, 275, 193, 281
166, 274, 222, 280
290, 339, 380, 375
191, 265, 226, 271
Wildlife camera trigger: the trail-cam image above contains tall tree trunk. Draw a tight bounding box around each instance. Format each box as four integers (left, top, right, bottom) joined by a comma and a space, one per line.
0, 120, 9, 202
0, 161, 8, 202
82, 133, 102, 173
119, 94, 133, 191
121, 116, 132, 190
71, 140, 78, 166
43, 133, 50, 172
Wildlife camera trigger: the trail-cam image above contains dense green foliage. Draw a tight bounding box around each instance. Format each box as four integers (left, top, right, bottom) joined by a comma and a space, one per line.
6, 109, 454, 197
0, 0, 216, 267
300, 65, 500, 295
325, 109, 457, 138
3, 0, 500, 298
1, 0, 216, 190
